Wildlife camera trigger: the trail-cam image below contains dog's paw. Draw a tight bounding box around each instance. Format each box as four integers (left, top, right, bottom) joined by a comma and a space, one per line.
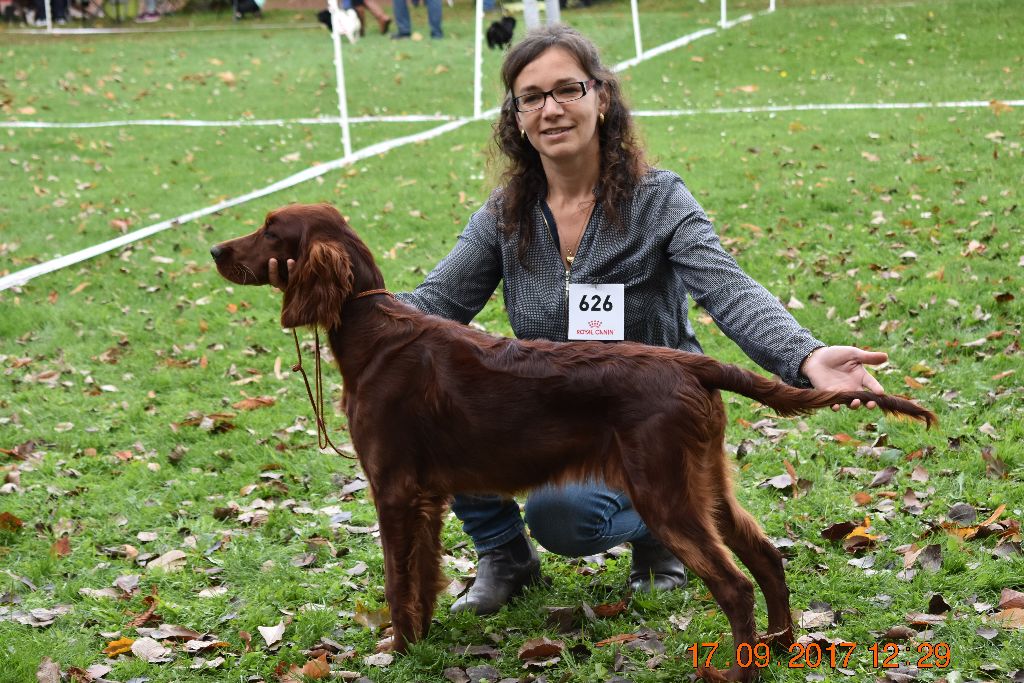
375, 633, 395, 653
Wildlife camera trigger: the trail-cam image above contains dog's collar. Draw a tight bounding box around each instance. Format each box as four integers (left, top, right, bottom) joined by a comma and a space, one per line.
354, 288, 394, 300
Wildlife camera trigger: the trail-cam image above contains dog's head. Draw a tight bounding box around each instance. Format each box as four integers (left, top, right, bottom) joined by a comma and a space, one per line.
500, 16, 515, 30
210, 203, 383, 330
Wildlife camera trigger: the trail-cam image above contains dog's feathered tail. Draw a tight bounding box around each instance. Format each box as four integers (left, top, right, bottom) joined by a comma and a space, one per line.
688, 356, 937, 427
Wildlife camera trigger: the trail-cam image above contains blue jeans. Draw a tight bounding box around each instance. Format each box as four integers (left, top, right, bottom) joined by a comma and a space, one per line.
392, 0, 442, 38
451, 481, 654, 555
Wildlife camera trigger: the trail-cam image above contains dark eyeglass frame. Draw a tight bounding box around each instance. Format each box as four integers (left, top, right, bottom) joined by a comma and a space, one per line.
512, 79, 599, 113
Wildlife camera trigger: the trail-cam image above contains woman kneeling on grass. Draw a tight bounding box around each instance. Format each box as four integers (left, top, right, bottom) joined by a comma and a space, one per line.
272, 24, 888, 615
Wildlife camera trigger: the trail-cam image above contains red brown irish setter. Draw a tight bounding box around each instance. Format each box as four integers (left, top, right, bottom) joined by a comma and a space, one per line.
211, 203, 935, 682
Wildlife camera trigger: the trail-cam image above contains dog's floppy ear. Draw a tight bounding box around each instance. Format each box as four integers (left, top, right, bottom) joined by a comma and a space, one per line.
280, 237, 353, 330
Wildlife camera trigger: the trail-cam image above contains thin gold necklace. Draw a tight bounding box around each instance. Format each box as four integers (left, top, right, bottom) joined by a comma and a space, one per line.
543, 202, 594, 266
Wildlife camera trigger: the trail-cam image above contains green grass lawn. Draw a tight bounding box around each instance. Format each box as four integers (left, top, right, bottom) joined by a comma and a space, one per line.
1, 0, 1022, 681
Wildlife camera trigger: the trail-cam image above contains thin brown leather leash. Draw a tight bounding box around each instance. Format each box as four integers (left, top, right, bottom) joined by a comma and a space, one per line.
290, 289, 394, 459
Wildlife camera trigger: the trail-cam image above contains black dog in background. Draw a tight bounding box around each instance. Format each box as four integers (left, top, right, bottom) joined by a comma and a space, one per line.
486, 15, 515, 49
316, 8, 332, 30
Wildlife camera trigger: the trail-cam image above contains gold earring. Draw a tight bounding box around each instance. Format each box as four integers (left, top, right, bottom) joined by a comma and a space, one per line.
520, 129, 526, 140
599, 113, 605, 125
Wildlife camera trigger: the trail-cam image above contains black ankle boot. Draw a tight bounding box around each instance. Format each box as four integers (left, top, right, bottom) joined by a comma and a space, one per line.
450, 530, 542, 615
628, 538, 688, 592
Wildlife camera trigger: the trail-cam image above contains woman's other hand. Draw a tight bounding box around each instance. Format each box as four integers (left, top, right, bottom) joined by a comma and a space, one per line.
801, 346, 888, 411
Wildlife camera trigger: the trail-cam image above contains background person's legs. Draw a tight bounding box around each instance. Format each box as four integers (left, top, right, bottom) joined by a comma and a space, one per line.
391, 0, 410, 36
424, 0, 441, 38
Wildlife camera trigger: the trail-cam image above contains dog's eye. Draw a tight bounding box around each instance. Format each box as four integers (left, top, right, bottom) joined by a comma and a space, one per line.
264, 231, 279, 241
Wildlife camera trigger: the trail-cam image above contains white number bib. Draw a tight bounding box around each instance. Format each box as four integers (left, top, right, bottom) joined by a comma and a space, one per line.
568, 283, 624, 340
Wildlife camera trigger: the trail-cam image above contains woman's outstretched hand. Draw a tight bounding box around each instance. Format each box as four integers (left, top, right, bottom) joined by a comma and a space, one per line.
801, 345, 888, 411
268, 258, 295, 291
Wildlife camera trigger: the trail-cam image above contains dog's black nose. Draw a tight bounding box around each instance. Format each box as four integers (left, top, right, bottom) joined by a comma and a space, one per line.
210, 245, 223, 260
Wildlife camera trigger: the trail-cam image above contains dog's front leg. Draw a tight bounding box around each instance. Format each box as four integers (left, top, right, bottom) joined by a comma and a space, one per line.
374, 498, 423, 652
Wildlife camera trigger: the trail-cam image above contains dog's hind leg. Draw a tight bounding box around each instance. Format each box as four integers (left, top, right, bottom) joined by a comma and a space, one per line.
619, 432, 759, 681
711, 458, 794, 649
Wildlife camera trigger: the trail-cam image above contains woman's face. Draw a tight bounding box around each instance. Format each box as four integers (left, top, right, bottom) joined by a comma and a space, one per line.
513, 47, 607, 164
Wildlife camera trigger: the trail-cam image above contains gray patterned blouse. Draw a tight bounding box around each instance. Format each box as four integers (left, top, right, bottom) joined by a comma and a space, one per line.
397, 168, 823, 387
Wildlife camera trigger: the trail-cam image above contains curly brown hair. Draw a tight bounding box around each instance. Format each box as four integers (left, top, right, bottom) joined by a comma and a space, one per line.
493, 24, 648, 262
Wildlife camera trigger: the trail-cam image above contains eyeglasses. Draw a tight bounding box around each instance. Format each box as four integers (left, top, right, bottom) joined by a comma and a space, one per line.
512, 79, 598, 113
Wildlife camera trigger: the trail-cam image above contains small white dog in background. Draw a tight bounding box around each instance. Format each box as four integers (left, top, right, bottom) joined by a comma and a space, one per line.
316, 5, 361, 43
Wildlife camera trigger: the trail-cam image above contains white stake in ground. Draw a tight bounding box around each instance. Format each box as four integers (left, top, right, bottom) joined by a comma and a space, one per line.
720, 0, 727, 28
327, 0, 353, 158
473, 0, 484, 119
630, 0, 642, 60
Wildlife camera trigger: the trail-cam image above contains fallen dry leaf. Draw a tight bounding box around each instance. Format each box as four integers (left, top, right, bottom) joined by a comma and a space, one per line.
126, 588, 160, 628
992, 608, 1024, 629
232, 396, 276, 411
36, 657, 60, 683
518, 636, 565, 660
0, 512, 24, 532
353, 600, 391, 630
147, 549, 187, 572
595, 633, 640, 647
102, 637, 135, 656
258, 621, 286, 648
301, 654, 331, 679
1000, 589, 1024, 610
592, 597, 629, 618
132, 636, 172, 663
363, 652, 393, 667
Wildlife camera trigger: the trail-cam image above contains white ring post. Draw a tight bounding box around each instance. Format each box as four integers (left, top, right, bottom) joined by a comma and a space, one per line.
522, 0, 540, 30
769, 0, 776, 11
630, 0, 642, 60
326, 0, 352, 158
44, 0, 53, 30
473, 0, 484, 119
720, 0, 727, 27
544, 0, 560, 24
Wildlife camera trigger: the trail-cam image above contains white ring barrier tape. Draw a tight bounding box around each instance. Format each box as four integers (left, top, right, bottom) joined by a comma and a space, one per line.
0, 114, 461, 129
633, 100, 1023, 116
0, 117, 471, 291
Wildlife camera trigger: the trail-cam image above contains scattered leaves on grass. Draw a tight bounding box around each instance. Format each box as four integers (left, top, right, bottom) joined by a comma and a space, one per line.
132, 636, 172, 663
258, 621, 286, 648
232, 396, 276, 410
146, 549, 187, 572
999, 589, 1024, 610
2, 605, 72, 627
102, 637, 134, 656
50, 536, 71, 558
991, 608, 1024, 629
0, 511, 24, 531
126, 588, 161, 628
518, 636, 565, 660
906, 611, 946, 627
822, 517, 881, 553
595, 633, 640, 647
363, 652, 393, 667
449, 644, 500, 659
869, 466, 898, 488
139, 624, 201, 640
353, 600, 391, 630
592, 597, 630, 618
35, 657, 60, 683
301, 654, 330, 679
981, 447, 1009, 479
797, 602, 837, 629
